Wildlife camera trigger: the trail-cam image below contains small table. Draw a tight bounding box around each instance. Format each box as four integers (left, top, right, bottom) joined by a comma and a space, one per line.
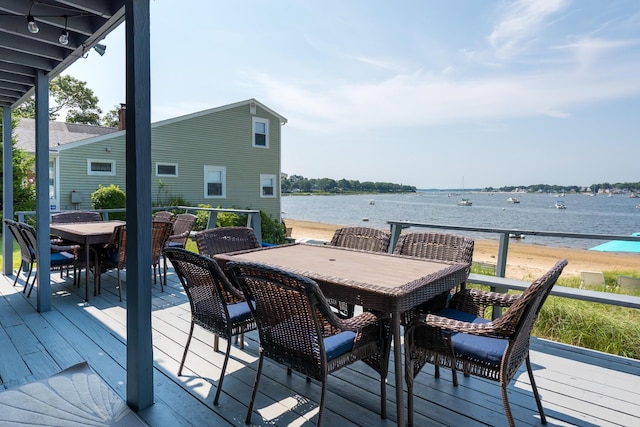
50, 221, 124, 301
215, 243, 469, 426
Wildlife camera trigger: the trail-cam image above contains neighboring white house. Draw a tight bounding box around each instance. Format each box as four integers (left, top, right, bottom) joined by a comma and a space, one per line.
14, 99, 287, 221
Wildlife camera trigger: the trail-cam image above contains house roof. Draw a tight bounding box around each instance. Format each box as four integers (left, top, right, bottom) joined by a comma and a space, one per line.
0, 1, 125, 109
14, 98, 287, 152
13, 118, 119, 152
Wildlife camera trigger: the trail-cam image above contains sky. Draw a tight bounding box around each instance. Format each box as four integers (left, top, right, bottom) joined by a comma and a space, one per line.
63, 0, 640, 189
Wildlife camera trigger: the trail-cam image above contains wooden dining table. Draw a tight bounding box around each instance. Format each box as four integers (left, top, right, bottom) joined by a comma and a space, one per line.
50, 220, 124, 301
214, 243, 470, 426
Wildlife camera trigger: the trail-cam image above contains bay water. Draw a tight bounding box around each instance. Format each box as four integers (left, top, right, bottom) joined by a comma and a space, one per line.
281, 192, 640, 249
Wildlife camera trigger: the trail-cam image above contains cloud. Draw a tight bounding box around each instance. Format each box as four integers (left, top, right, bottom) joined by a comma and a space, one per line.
488, 0, 571, 58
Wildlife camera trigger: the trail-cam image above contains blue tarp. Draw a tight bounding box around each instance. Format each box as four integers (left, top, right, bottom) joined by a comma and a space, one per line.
589, 232, 640, 253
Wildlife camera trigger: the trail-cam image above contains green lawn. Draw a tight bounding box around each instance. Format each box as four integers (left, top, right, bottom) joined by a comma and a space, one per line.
0, 236, 21, 269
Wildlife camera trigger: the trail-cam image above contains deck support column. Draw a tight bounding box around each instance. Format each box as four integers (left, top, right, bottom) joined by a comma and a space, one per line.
125, 0, 153, 411
2, 107, 13, 276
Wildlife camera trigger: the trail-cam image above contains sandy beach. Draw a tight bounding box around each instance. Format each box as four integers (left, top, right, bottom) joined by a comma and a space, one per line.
285, 219, 640, 280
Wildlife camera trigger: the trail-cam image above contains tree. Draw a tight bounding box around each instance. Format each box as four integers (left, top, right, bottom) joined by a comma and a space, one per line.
0, 114, 36, 217
13, 75, 103, 125
102, 106, 120, 128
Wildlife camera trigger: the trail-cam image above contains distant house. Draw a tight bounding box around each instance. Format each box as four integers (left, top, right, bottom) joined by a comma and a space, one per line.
14, 99, 288, 221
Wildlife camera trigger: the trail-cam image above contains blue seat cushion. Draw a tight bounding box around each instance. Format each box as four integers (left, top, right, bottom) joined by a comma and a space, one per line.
324, 331, 357, 361
50, 251, 75, 266
437, 308, 507, 365
227, 301, 254, 323
167, 241, 184, 248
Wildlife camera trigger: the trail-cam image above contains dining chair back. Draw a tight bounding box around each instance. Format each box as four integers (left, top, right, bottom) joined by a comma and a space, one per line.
152, 210, 175, 223
330, 226, 391, 252
51, 211, 103, 224
163, 248, 256, 405
328, 226, 392, 317
4, 219, 37, 289
99, 221, 172, 300
227, 260, 391, 426
162, 213, 198, 285
15, 221, 78, 297
194, 226, 260, 257
404, 259, 568, 427
393, 232, 474, 321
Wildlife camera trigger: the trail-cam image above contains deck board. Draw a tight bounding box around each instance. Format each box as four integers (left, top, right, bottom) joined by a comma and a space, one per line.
1, 265, 639, 426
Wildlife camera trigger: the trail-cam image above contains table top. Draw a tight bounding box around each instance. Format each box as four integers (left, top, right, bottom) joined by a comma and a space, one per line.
50, 220, 124, 237
215, 243, 469, 313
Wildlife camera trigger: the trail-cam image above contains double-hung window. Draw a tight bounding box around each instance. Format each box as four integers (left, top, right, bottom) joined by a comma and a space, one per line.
253, 117, 269, 148
204, 166, 226, 198
260, 174, 277, 198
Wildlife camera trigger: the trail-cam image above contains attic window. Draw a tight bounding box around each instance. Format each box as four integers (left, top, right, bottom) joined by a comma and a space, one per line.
88, 159, 115, 176
252, 117, 269, 148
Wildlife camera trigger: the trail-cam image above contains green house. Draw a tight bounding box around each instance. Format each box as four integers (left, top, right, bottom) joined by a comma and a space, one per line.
15, 99, 287, 221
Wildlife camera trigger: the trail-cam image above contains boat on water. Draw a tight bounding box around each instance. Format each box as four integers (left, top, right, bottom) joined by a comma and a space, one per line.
509, 233, 525, 239
630, 193, 639, 199
368, 199, 375, 205
555, 200, 567, 209
507, 197, 520, 204
458, 198, 473, 206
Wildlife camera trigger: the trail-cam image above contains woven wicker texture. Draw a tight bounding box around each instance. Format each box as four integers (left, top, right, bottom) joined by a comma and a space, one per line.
98, 221, 173, 300
51, 211, 103, 223
152, 210, 175, 222
227, 260, 391, 426
195, 227, 260, 257
163, 248, 256, 406
328, 227, 392, 317
6, 220, 80, 297
393, 232, 474, 323
162, 213, 198, 284
404, 259, 568, 427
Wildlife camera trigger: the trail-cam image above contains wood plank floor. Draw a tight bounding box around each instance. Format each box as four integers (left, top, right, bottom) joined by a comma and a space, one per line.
1, 265, 639, 426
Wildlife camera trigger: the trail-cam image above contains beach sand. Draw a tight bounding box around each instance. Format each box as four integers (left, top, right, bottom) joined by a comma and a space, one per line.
285, 219, 640, 280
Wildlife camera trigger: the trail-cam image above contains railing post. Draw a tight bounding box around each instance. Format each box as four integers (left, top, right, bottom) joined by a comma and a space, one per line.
206, 211, 218, 229
248, 212, 262, 244
389, 222, 403, 253
492, 232, 510, 319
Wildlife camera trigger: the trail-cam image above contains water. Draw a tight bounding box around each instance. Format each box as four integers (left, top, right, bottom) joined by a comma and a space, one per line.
281, 192, 640, 249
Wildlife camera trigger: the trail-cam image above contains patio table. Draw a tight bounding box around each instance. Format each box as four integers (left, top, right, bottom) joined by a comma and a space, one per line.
50, 220, 124, 301
214, 243, 469, 426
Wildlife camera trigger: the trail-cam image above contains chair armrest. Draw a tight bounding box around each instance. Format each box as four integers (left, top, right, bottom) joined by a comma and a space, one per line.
449, 288, 520, 317
416, 313, 511, 339
169, 231, 190, 240
50, 242, 80, 253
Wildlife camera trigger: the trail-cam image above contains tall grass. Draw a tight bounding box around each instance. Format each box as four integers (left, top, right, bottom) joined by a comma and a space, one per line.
470, 263, 640, 360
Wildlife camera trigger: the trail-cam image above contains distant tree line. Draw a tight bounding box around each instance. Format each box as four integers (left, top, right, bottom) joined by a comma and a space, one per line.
282, 174, 416, 194
483, 182, 640, 193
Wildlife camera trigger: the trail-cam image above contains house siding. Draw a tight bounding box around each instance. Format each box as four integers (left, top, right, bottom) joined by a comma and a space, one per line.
56, 100, 284, 221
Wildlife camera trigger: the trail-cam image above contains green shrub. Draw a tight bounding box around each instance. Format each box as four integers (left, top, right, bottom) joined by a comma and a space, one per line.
91, 184, 126, 220
261, 211, 287, 244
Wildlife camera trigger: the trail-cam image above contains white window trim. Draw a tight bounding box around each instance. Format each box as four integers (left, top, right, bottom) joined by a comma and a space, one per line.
204, 165, 226, 198
252, 117, 269, 148
156, 162, 178, 177
260, 173, 277, 198
87, 159, 116, 176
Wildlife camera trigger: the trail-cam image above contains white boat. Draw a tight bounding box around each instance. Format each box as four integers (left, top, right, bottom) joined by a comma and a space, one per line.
458, 198, 473, 206
507, 197, 520, 204
509, 233, 525, 239
555, 200, 567, 209
368, 199, 375, 205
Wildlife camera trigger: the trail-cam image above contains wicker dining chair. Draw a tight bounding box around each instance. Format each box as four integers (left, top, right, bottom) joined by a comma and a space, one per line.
51, 211, 103, 224
7, 220, 79, 297
328, 226, 392, 317
404, 260, 568, 427
194, 226, 260, 257
162, 213, 198, 285
153, 210, 175, 223
227, 260, 391, 426
99, 221, 173, 300
393, 232, 474, 322
163, 248, 257, 406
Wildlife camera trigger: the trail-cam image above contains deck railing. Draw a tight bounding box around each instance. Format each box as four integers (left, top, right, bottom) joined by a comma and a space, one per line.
15, 205, 263, 243
387, 220, 640, 312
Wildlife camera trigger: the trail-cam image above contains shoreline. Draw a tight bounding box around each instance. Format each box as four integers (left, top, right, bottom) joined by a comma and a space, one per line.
285, 219, 640, 280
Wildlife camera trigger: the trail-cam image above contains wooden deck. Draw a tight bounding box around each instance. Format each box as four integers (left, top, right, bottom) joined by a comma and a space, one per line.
1, 265, 639, 426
